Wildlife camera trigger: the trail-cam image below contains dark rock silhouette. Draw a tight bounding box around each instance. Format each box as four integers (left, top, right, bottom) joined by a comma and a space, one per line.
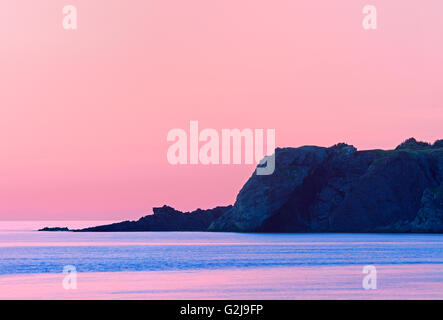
40, 138, 443, 233
395, 137, 432, 150
406, 185, 443, 232
38, 227, 70, 231
209, 138, 443, 233
75, 205, 231, 232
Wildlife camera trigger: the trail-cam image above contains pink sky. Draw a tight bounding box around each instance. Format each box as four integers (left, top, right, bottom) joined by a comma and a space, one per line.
0, 1, 442, 220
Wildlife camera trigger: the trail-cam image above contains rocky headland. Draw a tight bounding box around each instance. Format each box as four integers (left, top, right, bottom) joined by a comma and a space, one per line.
40, 138, 443, 233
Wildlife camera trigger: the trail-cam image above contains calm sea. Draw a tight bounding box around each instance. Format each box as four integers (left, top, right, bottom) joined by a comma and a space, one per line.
0, 221, 442, 299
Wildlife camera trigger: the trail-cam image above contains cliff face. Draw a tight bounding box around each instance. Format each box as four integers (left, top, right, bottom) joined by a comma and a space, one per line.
209, 138, 443, 233
207, 146, 331, 231
408, 185, 443, 232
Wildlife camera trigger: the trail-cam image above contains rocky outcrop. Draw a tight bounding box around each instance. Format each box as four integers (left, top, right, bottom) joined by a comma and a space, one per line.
38, 227, 70, 232
395, 137, 432, 150
410, 185, 443, 232
209, 138, 443, 233
207, 146, 331, 231
75, 205, 232, 232
40, 138, 443, 233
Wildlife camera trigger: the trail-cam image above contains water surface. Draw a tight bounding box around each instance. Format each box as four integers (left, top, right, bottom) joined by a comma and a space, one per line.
0, 221, 442, 299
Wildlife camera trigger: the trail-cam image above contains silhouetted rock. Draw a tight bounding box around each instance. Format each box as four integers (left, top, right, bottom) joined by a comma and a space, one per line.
209, 138, 443, 233
38, 227, 70, 231
75, 205, 232, 232
208, 146, 331, 231
410, 185, 443, 232
395, 137, 431, 150
433, 140, 443, 148
41, 138, 443, 233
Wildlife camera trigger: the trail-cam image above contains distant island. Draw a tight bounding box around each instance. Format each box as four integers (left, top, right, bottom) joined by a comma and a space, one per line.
40, 138, 443, 233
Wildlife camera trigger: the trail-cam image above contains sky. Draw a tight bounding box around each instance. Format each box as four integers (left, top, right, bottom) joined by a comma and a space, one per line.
0, 1, 442, 220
